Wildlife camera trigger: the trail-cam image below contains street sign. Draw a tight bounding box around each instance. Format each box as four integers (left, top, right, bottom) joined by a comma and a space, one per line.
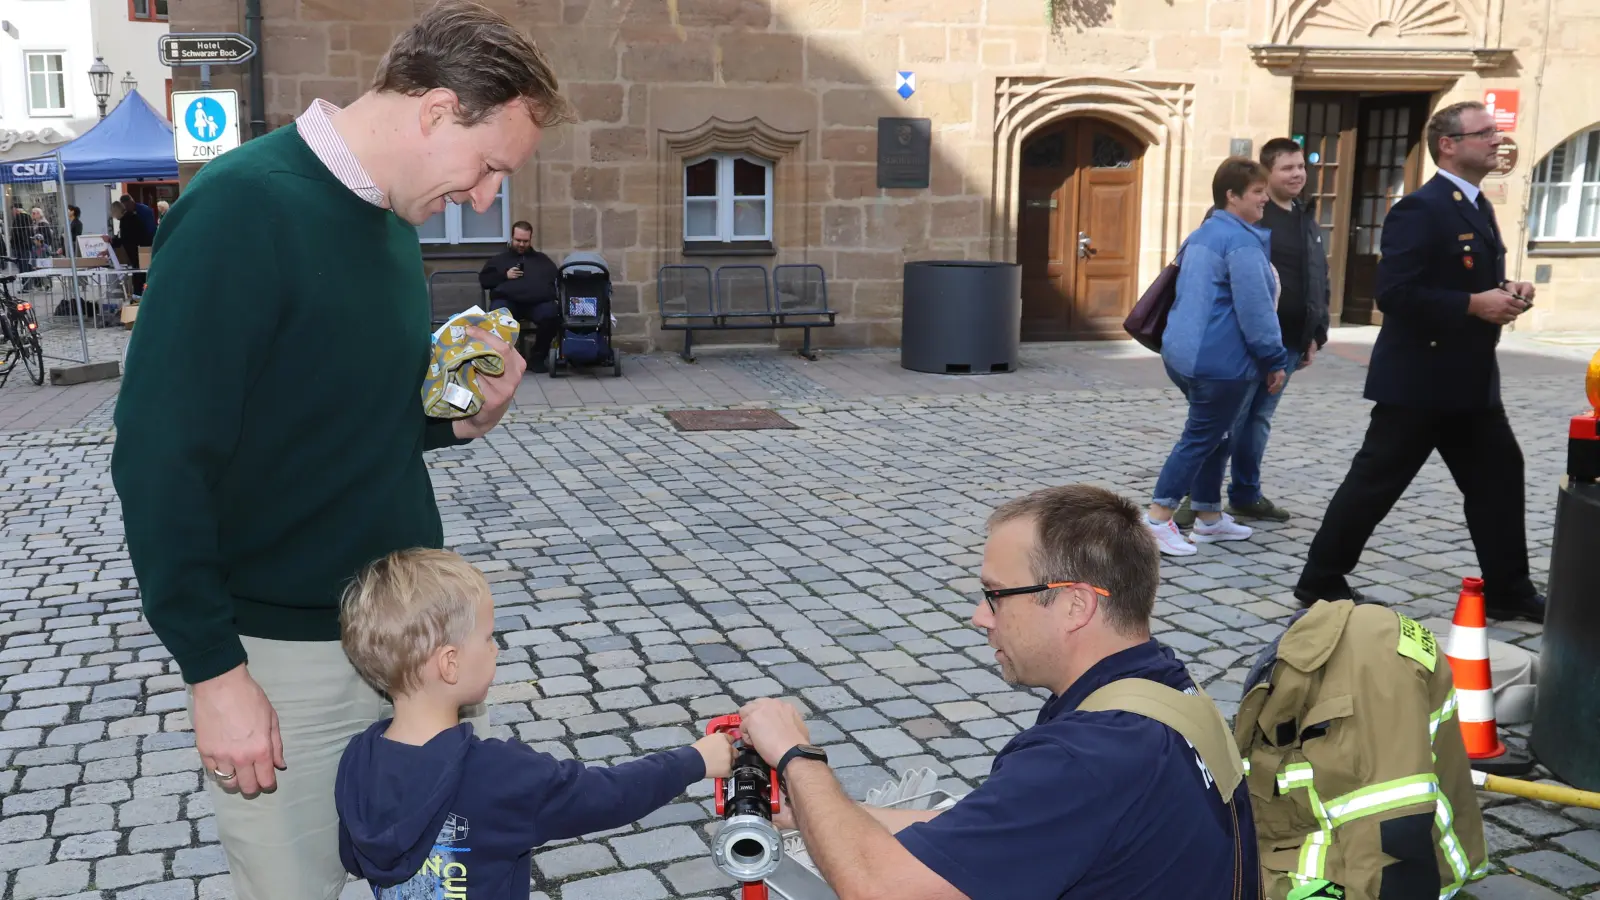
172, 90, 240, 163
159, 33, 257, 67
1484, 89, 1518, 132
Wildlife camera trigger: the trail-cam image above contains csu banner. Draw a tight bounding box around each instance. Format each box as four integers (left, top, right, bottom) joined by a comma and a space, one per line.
0, 158, 59, 184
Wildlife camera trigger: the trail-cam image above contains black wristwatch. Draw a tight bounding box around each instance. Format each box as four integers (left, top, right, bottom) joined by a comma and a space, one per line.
776, 744, 829, 790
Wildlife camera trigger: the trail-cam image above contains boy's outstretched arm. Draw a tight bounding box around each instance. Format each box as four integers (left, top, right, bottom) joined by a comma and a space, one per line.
483, 732, 735, 849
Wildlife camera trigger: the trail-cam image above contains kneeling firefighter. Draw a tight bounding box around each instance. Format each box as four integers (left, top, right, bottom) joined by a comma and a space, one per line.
1235, 599, 1488, 900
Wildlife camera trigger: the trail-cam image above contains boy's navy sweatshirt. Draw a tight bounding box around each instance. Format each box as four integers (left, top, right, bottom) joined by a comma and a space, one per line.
335, 720, 705, 897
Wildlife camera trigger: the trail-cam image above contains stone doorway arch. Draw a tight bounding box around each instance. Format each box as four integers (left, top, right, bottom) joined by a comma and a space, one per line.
992, 77, 1196, 321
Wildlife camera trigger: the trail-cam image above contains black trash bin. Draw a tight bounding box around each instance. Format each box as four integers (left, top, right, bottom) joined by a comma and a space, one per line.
900, 260, 1021, 375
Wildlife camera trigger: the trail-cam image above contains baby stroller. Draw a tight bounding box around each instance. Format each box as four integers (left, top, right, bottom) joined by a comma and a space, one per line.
548, 251, 621, 378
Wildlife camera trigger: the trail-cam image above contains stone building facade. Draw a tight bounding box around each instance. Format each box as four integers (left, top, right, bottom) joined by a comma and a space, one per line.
169, 0, 1600, 351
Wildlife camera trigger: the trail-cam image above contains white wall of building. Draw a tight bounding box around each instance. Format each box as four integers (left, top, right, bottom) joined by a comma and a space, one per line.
0, 0, 99, 160
91, 2, 171, 121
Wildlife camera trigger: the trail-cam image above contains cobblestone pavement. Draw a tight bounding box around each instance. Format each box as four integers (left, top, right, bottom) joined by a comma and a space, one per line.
2, 337, 1599, 899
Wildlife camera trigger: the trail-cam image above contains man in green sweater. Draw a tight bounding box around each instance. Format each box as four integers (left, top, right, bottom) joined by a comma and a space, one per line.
110, 3, 570, 898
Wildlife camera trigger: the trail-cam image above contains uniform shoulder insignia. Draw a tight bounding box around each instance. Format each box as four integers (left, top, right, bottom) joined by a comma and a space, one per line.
1395, 613, 1438, 672
1452, 191, 1464, 201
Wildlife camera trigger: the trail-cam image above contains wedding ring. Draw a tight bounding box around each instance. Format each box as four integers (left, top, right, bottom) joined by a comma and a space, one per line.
212, 768, 237, 781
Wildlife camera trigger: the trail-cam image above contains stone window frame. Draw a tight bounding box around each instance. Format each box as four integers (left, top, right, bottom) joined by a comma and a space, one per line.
25, 51, 70, 117
683, 152, 775, 246
1528, 125, 1600, 245
416, 178, 512, 246
657, 117, 810, 258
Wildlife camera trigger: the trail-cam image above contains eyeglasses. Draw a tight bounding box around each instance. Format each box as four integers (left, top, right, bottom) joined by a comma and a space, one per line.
1446, 127, 1501, 141
982, 581, 1110, 613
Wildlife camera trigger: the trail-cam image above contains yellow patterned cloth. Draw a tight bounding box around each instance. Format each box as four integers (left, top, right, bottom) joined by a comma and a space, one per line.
421, 306, 521, 420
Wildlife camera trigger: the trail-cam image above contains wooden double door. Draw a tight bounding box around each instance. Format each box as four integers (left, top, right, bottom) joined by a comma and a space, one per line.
1017, 118, 1145, 341
1293, 92, 1430, 325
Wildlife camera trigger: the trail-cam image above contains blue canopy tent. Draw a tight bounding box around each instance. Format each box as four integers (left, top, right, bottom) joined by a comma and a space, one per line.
0, 90, 175, 364
0, 88, 176, 185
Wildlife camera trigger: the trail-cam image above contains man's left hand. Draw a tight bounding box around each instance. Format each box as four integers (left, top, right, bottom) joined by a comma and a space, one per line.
452, 326, 526, 440
1297, 342, 1317, 371
738, 698, 812, 768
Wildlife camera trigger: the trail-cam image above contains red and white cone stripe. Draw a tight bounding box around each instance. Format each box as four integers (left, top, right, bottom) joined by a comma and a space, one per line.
1445, 577, 1507, 760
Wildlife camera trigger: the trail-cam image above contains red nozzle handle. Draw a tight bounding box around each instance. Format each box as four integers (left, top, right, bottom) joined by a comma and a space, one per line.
707, 714, 742, 737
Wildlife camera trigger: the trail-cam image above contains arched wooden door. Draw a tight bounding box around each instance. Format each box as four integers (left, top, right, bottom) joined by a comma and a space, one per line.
1017, 118, 1145, 341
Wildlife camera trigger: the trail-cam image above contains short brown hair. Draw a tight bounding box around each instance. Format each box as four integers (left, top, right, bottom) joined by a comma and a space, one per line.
1212, 157, 1269, 209
374, 0, 574, 129
1260, 138, 1304, 172
511, 220, 533, 235
340, 548, 490, 696
1426, 100, 1486, 164
987, 485, 1159, 637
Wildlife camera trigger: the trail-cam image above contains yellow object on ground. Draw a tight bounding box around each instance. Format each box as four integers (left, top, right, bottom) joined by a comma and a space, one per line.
1587, 347, 1600, 412
421, 306, 521, 420
1474, 770, 1600, 810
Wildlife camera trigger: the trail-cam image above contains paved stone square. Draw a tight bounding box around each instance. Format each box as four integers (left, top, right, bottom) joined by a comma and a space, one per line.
1, 330, 1598, 899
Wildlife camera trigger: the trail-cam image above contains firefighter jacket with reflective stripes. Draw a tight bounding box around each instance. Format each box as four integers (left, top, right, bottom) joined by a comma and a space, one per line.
1234, 599, 1488, 900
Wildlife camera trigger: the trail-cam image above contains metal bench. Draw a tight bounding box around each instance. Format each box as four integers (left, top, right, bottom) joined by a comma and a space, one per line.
427, 269, 488, 328
656, 262, 835, 363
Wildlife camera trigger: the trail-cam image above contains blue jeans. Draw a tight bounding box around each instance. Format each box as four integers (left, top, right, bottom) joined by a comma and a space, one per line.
1227, 351, 1301, 507
1152, 363, 1255, 513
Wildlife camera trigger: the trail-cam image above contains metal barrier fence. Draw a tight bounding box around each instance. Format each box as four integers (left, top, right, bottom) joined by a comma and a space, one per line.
1, 150, 130, 368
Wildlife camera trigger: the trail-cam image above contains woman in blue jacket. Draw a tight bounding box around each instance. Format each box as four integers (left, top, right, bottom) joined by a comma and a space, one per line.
1146, 158, 1290, 556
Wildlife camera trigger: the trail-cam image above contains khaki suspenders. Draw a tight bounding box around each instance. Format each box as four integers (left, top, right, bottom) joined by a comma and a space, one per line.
1077, 678, 1253, 900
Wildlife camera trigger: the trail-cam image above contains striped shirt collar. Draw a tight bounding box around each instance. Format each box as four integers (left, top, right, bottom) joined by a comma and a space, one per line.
295, 99, 386, 208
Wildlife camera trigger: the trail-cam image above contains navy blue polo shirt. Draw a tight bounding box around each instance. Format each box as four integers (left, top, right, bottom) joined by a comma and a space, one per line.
896, 639, 1260, 900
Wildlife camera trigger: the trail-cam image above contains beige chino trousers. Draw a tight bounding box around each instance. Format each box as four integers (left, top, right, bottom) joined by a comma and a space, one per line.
188, 636, 490, 900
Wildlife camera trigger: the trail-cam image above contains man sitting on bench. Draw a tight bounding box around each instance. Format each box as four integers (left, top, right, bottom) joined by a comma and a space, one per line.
479, 220, 559, 372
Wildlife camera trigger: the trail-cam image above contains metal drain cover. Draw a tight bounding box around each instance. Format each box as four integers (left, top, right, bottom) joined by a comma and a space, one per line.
664, 409, 798, 431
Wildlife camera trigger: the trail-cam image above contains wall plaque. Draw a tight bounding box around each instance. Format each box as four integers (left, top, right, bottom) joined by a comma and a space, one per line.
1489, 137, 1518, 178
877, 117, 932, 189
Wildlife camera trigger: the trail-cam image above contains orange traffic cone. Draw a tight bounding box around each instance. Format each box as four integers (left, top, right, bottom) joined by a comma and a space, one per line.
1446, 578, 1505, 758
1445, 576, 1533, 775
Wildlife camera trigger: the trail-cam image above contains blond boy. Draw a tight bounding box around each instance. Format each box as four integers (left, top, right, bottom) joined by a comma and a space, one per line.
334, 549, 735, 897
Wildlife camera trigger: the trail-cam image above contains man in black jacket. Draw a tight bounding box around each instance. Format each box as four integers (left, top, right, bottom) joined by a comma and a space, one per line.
1295, 101, 1543, 622
479, 220, 559, 372
111, 201, 152, 297
1226, 138, 1331, 522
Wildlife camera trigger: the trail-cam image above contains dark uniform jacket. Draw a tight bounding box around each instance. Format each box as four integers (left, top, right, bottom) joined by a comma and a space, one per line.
1366, 174, 1507, 412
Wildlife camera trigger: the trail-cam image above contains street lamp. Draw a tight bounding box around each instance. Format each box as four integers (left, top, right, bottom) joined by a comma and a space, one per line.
120, 71, 138, 99
88, 57, 112, 118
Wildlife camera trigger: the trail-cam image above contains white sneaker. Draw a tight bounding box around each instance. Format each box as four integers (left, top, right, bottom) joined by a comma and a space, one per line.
1191, 512, 1253, 543
1146, 516, 1197, 556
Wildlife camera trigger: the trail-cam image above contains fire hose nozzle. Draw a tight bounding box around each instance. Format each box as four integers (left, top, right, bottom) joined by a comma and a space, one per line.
712, 813, 784, 882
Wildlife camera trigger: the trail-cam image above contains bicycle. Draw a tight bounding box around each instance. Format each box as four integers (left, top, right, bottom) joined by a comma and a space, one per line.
0, 272, 46, 387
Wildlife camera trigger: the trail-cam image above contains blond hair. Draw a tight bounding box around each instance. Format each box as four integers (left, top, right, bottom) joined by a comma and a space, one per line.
373, 0, 574, 129
340, 548, 489, 696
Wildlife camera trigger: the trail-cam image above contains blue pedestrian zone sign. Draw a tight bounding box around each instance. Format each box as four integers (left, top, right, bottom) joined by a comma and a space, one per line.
185, 96, 227, 143
171, 89, 240, 163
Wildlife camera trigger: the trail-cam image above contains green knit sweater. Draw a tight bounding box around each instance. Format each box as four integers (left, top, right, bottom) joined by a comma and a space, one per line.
111, 124, 470, 685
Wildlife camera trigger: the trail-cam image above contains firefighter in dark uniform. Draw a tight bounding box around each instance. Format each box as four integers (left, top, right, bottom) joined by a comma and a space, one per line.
1296, 100, 1545, 623
738, 485, 1260, 900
